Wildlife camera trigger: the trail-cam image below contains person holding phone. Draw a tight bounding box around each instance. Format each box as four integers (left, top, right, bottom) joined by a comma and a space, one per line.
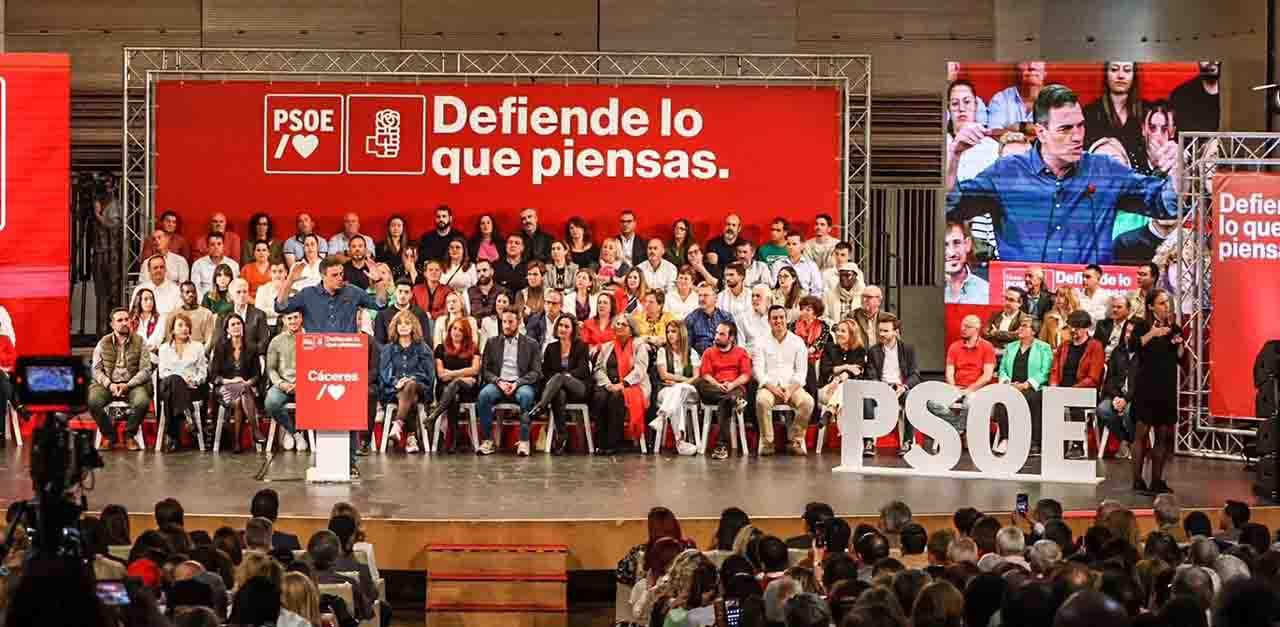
1129, 288, 1188, 495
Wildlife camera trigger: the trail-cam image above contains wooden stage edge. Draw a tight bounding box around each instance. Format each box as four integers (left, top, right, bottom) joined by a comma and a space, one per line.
128, 506, 1280, 572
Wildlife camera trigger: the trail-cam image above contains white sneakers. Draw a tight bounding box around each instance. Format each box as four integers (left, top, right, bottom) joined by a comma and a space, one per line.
406, 435, 421, 454
295, 434, 309, 452
478, 440, 496, 455
993, 438, 1008, 454
388, 420, 403, 446
516, 441, 531, 457
677, 440, 698, 456
281, 432, 295, 451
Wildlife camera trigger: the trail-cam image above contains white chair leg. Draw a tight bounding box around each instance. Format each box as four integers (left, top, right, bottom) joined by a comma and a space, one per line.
432, 409, 446, 451
95, 427, 103, 449
654, 412, 668, 454
816, 426, 827, 454
378, 404, 393, 454
736, 409, 750, 456
193, 402, 205, 452
154, 404, 167, 453
639, 416, 648, 454
308, 430, 317, 451
417, 404, 431, 454
212, 405, 226, 453
265, 419, 277, 452
700, 406, 713, 455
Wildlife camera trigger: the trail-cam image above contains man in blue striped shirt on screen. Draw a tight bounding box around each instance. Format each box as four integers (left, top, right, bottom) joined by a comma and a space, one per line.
946, 84, 1181, 265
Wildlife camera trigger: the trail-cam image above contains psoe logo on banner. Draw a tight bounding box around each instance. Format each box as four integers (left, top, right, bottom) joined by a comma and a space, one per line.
263, 94, 344, 174
345, 94, 426, 175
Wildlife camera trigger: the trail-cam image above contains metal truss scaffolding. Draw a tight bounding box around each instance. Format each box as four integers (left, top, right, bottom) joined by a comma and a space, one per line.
1176, 132, 1280, 459
121, 48, 872, 297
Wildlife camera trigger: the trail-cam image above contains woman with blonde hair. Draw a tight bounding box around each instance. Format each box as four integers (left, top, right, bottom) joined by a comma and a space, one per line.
157, 312, 207, 453
595, 237, 629, 287
378, 310, 435, 454
432, 290, 478, 349
1039, 286, 1080, 349
280, 571, 321, 626
817, 319, 868, 428
653, 320, 701, 455
235, 551, 283, 589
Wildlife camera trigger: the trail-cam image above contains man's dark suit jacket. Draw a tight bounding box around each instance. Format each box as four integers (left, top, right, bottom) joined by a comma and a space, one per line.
481, 333, 542, 388
866, 341, 922, 390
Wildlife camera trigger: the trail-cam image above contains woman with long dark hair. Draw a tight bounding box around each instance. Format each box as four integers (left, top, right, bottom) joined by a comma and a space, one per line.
200, 264, 236, 316
441, 236, 477, 291
528, 313, 592, 455
209, 312, 262, 453
468, 213, 502, 263
565, 216, 597, 268
615, 507, 695, 627
545, 240, 579, 293
1130, 288, 1187, 494
710, 507, 751, 551
665, 219, 694, 269
241, 213, 281, 266
774, 266, 804, 323
1084, 61, 1145, 165
129, 288, 166, 352
581, 292, 616, 350
378, 214, 412, 266
426, 318, 482, 453
242, 240, 274, 300
613, 267, 649, 316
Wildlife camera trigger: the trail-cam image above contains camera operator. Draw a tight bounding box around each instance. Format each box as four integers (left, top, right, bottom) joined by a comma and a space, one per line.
88, 308, 154, 451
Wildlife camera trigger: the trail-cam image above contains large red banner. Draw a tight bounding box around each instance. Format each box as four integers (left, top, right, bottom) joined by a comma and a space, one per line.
155, 81, 842, 243
0, 55, 70, 358
1210, 173, 1280, 419
296, 333, 369, 430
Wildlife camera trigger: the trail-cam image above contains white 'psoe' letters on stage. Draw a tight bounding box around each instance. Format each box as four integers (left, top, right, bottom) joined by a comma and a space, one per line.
834, 380, 1101, 484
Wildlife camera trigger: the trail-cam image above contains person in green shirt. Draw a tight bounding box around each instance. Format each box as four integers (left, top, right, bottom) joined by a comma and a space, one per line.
996, 316, 1054, 456
757, 218, 790, 267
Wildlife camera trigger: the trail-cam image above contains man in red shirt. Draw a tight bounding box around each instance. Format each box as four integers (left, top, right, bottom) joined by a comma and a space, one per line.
695, 321, 753, 460
927, 314, 996, 441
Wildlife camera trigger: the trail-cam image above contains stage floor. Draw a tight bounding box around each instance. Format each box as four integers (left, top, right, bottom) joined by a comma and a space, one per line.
0, 445, 1259, 521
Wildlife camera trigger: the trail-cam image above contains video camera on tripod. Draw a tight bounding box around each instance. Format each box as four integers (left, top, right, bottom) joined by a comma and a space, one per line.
1, 356, 103, 562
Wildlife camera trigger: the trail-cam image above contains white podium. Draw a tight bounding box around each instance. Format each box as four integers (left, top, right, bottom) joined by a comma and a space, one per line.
306, 431, 352, 483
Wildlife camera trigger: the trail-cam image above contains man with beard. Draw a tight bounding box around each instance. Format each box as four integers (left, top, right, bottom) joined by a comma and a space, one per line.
418, 205, 465, 263
948, 84, 1180, 265
696, 321, 753, 461
518, 208, 554, 263
170, 281, 216, 345
1170, 61, 1221, 133
1130, 262, 1159, 319
823, 262, 863, 324
89, 308, 154, 450
494, 235, 529, 293
706, 214, 745, 277
468, 259, 509, 320
943, 222, 989, 304
341, 236, 377, 290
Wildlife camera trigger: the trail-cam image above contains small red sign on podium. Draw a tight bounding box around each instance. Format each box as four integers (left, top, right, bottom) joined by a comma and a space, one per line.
296, 333, 368, 430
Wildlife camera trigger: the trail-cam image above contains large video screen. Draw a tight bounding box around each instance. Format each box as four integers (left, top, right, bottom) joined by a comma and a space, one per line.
941, 61, 1220, 343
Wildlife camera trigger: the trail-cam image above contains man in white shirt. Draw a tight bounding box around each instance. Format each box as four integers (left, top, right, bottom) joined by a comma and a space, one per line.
638, 239, 678, 293
132, 255, 183, 316
735, 240, 773, 289
1074, 264, 1111, 331
616, 210, 642, 267
717, 263, 753, 323
327, 212, 376, 258
803, 213, 840, 271
738, 285, 773, 352
190, 232, 240, 298
771, 232, 823, 296
752, 304, 815, 455
148, 229, 189, 284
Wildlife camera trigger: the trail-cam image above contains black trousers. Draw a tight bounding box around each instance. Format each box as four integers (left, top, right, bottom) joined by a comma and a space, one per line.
695, 379, 746, 446
591, 385, 627, 450
158, 375, 202, 440
437, 378, 478, 446
540, 373, 589, 432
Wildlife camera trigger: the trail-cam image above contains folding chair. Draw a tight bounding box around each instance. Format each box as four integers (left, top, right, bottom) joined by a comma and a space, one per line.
649, 400, 702, 454
378, 402, 429, 454
263, 402, 313, 453
434, 402, 481, 453
698, 402, 748, 455
563, 403, 595, 453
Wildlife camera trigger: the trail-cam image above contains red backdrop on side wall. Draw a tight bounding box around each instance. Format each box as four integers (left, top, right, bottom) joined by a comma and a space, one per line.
0, 54, 71, 358
154, 81, 843, 247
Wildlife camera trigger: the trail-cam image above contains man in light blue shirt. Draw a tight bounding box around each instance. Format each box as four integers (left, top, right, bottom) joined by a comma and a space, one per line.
944, 222, 990, 305
987, 61, 1046, 131
771, 232, 823, 296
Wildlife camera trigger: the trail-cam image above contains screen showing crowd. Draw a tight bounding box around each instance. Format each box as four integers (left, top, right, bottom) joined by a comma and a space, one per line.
942, 61, 1220, 306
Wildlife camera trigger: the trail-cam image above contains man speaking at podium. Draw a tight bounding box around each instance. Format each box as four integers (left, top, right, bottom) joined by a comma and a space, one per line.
276, 255, 392, 478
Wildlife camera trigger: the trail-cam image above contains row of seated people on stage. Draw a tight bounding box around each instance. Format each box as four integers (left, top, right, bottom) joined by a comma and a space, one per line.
95, 248, 902, 459
615, 495, 1271, 627
138, 206, 858, 300
943, 263, 1185, 496
21, 490, 386, 625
